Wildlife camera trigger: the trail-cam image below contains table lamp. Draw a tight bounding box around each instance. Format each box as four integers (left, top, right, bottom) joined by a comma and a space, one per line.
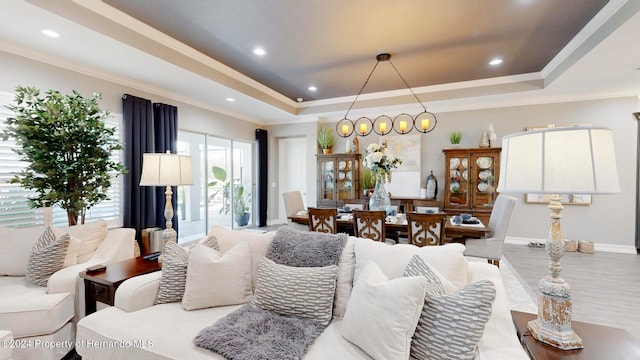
139, 151, 193, 258
497, 125, 620, 350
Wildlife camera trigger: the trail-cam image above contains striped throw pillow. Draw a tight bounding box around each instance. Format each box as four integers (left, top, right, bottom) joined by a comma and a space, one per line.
25, 226, 70, 286
252, 258, 339, 325
155, 235, 219, 304
404, 255, 496, 360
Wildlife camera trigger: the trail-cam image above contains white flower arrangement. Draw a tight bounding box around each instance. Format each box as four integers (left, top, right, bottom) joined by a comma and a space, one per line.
363, 141, 402, 183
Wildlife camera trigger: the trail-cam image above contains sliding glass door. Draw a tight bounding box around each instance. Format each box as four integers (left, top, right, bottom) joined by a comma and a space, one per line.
207, 136, 232, 229
176, 131, 255, 243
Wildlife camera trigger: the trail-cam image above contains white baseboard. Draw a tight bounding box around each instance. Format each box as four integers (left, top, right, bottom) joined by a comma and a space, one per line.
505, 236, 637, 254
267, 219, 286, 226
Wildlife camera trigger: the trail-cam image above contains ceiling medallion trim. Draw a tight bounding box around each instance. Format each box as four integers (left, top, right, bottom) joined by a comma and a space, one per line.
336, 53, 437, 138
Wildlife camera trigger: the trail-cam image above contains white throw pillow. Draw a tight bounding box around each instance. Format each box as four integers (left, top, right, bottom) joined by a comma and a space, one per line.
181, 241, 252, 311
208, 225, 275, 286
341, 261, 427, 360
155, 236, 220, 304
333, 236, 356, 318
353, 239, 468, 289
0, 226, 44, 276
53, 219, 108, 263
62, 235, 82, 268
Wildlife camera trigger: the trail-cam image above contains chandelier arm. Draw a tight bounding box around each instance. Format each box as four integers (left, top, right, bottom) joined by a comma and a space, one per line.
344, 60, 382, 119
388, 59, 428, 113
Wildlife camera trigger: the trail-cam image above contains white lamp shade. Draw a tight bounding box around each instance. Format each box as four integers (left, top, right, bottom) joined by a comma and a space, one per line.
139, 152, 193, 186
497, 126, 620, 194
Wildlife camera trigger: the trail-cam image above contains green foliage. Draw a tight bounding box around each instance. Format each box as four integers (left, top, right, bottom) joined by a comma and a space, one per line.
449, 131, 463, 144
317, 127, 335, 149
207, 165, 250, 216
233, 186, 251, 216
1, 86, 127, 225
361, 167, 376, 189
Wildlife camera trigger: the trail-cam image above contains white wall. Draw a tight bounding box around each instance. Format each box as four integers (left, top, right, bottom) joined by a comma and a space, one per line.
0, 51, 258, 142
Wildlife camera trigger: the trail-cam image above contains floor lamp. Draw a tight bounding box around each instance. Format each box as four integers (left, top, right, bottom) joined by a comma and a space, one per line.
497, 126, 620, 350
140, 151, 193, 259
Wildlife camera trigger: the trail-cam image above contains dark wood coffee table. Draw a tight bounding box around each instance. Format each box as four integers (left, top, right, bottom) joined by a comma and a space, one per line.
511, 311, 640, 359
80, 256, 162, 315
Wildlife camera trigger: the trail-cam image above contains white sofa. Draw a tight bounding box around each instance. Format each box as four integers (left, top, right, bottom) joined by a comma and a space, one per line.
76, 226, 528, 359
0, 220, 136, 360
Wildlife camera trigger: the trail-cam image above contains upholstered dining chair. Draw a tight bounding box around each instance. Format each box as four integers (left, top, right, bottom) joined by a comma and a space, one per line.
341, 198, 367, 210
282, 190, 305, 217
352, 210, 387, 242
407, 212, 446, 247
464, 194, 517, 267
412, 199, 442, 214
307, 207, 338, 234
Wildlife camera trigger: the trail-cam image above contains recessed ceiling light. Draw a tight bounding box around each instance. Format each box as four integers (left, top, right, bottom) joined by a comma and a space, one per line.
489, 58, 503, 66
41, 29, 60, 38
226, 98, 235, 102
253, 47, 266, 56
308, 86, 317, 91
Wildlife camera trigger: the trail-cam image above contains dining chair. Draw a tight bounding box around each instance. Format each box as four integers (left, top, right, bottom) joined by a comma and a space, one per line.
307, 207, 338, 234
352, 210, 387, 242
406, 212, 446, 247
341, 198, 367, 210
414, 206, 440, 214
386, 199, 407, 242
412, 199, 442, 214
463, 194, 517, 267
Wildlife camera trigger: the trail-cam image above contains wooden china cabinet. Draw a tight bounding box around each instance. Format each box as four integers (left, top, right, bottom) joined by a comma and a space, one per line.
442, 148, 501, 224
316, 153, 361, 208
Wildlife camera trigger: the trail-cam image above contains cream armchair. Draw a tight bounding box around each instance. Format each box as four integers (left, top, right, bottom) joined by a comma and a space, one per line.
0, 220, 135, 360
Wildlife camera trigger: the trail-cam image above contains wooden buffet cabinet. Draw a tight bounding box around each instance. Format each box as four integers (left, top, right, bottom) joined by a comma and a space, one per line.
442, 147, 501, 224
316, 153, 361, 208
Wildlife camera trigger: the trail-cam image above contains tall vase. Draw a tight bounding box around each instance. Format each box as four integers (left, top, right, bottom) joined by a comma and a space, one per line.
369, 172, 391, 214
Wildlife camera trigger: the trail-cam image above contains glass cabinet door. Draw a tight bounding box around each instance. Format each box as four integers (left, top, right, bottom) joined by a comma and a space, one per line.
336, 158, 355, 200
319, 158, 335, 202
471, 154, 499, 208
447, 156, 470, 208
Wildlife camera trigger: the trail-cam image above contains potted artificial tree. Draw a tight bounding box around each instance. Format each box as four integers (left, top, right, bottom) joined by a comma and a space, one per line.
317, 127, 335, 154
449, 131, 463, 148
2, 86, 126, 226
233, 186, 251, 227
361, 167, 376, 198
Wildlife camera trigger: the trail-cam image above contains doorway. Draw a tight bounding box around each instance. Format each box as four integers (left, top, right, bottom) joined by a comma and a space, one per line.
278, 137, 307, 223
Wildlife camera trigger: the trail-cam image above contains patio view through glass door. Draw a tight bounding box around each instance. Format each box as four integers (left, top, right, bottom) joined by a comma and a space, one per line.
176, 131, 255, 243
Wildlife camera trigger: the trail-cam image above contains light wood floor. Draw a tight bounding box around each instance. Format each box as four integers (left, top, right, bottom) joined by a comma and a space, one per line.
504, 243, 640, 340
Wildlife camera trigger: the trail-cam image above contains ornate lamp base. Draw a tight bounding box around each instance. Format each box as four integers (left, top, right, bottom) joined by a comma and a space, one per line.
527, 276, 583, 350
527, 194, 583, 351
158, 185, 177, 263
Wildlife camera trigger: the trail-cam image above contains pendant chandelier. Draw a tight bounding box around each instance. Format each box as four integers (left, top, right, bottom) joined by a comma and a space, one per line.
336, 53, 437, 138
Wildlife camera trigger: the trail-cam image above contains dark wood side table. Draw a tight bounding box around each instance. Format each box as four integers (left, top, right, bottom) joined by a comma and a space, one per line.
511, 311, 640, 360
80, 256, 162, 315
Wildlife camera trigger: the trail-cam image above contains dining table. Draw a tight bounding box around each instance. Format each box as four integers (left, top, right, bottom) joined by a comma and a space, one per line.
287, 211, 490, 244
